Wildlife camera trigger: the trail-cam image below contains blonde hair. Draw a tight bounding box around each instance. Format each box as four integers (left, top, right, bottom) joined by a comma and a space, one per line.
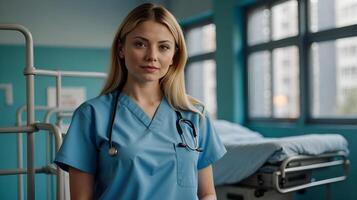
101, 3, 203, 115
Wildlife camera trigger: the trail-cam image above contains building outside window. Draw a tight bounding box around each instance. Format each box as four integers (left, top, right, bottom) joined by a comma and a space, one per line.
246, 0, 357, 121
310, 0, 357, 118
183, 20, 217, 117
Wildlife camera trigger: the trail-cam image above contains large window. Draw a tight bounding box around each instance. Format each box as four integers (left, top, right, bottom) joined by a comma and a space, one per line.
309, 0, 357, 118
246, 0, 357, 122
247, 0, 300, 119
183, 18, 217, 117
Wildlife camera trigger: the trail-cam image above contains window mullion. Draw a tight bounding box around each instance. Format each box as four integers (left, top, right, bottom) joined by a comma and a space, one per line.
186, 52, 215, 64
270, 50, 275, 118
298, 0, 310, 125
309, 24, 357, 43
247, 36, 299, 52
269, 3, 274, 118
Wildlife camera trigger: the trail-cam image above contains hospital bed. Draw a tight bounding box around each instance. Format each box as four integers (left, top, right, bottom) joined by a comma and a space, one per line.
212, 120, 350, 200
0, 24, 106, 200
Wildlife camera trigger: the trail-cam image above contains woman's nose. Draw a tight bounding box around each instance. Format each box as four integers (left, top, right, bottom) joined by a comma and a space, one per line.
146, 46, 158, 62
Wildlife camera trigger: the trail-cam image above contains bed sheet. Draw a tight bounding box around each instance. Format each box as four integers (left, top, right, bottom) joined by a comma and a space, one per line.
212, 120, 349, 186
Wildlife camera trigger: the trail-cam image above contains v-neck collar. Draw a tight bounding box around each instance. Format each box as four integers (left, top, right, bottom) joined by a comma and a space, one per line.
119, 93, 170, 129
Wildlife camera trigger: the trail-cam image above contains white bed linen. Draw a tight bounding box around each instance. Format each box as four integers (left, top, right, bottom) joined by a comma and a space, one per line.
212, 120, 349, 186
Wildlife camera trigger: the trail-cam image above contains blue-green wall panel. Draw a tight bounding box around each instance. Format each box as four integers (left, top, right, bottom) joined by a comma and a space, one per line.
0, 45, 109, 199
213, 1, 244, 124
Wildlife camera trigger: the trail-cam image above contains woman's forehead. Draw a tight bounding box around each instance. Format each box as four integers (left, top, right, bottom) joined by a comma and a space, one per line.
126, 20, 175, 43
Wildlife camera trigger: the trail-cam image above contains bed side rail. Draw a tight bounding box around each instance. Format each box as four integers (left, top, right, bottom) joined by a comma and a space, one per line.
0, 123, 64, 200
273, 151, 349, 193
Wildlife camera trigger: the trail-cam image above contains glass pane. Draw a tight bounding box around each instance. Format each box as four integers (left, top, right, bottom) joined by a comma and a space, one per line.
311, 37, 357, 118
247, 7, 270, 45
272, 46, 300, 118
272, 0, 299, 40
310, 0, 357, 32
185, 60, 217, 117
248, 51, 271, 117
186, 24, 216, 56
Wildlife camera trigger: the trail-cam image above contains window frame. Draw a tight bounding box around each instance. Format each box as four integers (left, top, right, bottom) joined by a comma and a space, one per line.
181, 13, 217, 116
244, 0, 357, 124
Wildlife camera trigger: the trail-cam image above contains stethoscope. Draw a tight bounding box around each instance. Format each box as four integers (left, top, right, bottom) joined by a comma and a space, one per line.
108, 91, 203, 156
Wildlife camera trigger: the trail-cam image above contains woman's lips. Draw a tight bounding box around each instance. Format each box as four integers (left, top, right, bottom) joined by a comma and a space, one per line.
142, 66, 159, 73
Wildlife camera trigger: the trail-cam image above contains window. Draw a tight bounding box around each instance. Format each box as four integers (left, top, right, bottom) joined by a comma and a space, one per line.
271, 0, 298, 40
183, 18, 217, 117
310, 0, 357, 32
248, 51, 271, 117
273, 46, 299, 118
310, 1, 357, 119
246, 0, 357, 122
246, 0, 299, 119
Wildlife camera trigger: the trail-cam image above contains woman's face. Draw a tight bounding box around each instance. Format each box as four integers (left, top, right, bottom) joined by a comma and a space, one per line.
120, 20, 176, 86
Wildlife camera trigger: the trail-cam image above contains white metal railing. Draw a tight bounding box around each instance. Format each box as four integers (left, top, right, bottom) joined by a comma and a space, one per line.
272, 151, 349, 194
0, 24, 107, 200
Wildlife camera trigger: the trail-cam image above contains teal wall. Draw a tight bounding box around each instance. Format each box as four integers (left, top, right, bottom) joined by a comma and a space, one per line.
213, 0, 356, 199
0, 45, 109, 199
1, 0, 356, 199
0, 1, 213, 199
213, 1, 243, 123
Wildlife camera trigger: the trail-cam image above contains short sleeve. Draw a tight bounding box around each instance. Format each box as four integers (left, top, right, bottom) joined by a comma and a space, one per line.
54, 104, 97, 174
197, 113, 227, 170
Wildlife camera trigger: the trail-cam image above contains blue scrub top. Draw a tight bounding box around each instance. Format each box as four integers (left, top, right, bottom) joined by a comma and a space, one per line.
55, 92, 226, 200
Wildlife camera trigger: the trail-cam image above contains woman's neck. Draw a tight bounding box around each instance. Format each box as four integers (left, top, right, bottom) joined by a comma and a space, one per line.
122, 82, 163, 104
122, 82, 163, 119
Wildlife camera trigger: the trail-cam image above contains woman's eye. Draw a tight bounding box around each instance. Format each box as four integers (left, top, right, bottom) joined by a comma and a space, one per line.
160, 45, 170, 51
134, 42, 146, 48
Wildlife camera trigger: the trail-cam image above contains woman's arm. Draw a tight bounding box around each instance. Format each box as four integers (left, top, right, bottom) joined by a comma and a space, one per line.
197, 165, 217, 200
69, 167, 94, 200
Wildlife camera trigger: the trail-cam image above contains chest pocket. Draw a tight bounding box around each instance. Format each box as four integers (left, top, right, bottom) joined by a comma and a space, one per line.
174, 143, 200, 187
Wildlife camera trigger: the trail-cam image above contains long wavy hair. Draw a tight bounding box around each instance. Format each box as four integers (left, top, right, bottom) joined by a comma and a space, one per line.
100, 3, 203, 115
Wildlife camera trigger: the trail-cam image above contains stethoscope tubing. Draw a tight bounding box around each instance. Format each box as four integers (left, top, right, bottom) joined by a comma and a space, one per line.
108, 91, 202, 156
108, 90, 120, 156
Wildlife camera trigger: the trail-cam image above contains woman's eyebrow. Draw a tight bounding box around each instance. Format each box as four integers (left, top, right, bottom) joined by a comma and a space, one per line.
133, 36, 174, 44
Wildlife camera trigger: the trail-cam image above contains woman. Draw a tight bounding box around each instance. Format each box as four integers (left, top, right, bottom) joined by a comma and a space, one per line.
55, 3, 226, 200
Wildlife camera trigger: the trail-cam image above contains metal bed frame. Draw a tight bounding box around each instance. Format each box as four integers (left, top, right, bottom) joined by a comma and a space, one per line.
16, 106, 74, 200
236, 151, 350, 198
0, 24, 107, 200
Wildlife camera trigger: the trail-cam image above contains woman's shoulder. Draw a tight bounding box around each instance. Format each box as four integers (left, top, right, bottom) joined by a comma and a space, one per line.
186, 95, 206, 115
193, 103, 205, 114
179, 103, 207, 123
75, 92, 115, 117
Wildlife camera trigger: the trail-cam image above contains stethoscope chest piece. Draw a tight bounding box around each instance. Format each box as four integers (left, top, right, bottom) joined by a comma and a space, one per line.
108, 147, 118, 156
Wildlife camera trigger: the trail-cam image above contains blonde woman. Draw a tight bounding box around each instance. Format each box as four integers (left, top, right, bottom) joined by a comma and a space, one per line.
55, 3, 226, 200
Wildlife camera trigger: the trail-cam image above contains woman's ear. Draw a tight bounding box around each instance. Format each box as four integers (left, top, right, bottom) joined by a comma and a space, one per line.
170, 52, 177, 66
119, 50, 124, 59
118, 42, 124, 58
